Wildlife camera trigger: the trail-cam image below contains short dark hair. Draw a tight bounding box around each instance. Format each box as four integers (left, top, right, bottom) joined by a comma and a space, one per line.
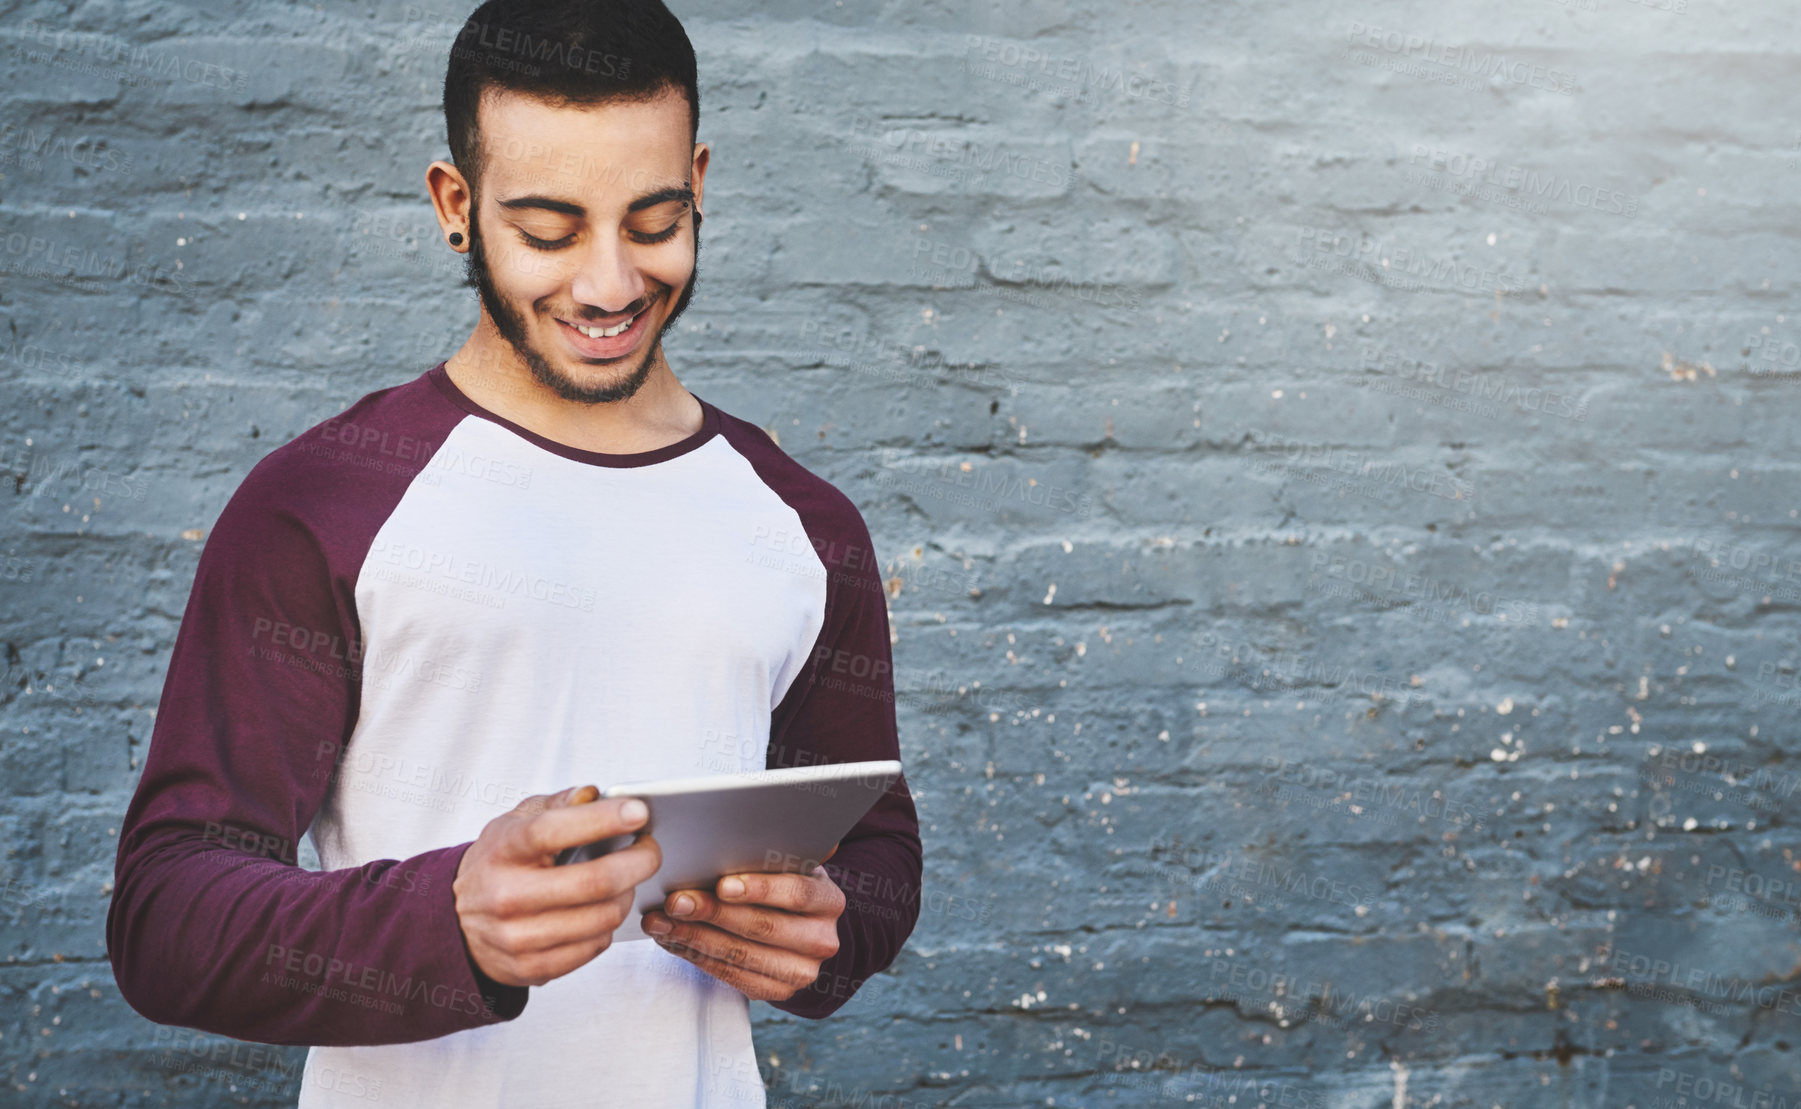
442, 0, 699, 192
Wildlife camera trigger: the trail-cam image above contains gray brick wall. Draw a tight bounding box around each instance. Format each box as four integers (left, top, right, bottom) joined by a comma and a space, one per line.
4, 0, 1799, 1105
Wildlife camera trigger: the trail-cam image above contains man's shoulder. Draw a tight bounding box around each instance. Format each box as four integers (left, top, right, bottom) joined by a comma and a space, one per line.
710, 401, 870, 525
212, 368, 463, 545
245, 369, 458, 494
708, 399, 879, 578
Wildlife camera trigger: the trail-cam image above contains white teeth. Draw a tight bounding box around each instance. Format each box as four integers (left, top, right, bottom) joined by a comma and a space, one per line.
576, 315, 635, 339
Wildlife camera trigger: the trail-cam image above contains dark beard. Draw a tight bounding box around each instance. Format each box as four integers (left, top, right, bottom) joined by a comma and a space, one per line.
462, 202, 700, 405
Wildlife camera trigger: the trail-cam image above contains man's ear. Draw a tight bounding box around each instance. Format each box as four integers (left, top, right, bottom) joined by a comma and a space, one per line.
426, 159, 475, 244
691, 142, 709, 223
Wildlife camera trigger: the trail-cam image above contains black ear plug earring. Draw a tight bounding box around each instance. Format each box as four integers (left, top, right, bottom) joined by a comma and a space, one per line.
448, 231, 464, 247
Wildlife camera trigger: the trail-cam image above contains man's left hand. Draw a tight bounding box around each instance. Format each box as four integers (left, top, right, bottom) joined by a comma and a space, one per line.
642, 864, 844, 1001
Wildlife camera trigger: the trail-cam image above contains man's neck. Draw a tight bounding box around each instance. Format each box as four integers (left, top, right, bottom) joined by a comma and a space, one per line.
444, 336, 703, 456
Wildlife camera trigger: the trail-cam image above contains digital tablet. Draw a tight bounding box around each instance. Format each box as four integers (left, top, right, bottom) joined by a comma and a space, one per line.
555, 760, 903, 942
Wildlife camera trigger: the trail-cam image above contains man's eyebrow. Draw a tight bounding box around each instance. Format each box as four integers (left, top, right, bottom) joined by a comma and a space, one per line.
496, 185, 695, 218
627, 185, 694, 213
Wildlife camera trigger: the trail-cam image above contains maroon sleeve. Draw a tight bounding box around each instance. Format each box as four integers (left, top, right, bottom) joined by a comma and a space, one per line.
106, 382, 529, 1046
721, 420, 923, 1020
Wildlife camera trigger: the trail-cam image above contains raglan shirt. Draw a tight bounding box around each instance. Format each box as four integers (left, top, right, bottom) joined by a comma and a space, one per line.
105, 363, 923, 1108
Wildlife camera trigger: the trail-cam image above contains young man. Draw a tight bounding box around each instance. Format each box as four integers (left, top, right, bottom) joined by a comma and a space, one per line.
105, 1, 923, 1104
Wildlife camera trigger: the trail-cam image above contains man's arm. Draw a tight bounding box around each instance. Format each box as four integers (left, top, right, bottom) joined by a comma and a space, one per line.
106, 457, 529, 1046
762, 515, 923, 1020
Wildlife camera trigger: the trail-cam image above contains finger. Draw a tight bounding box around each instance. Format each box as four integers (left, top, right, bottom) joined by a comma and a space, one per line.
647, 887, 721, 932
483, 920, 633, 987
472, 836, 660, 923
655, 937, 810, 1002
498, 785, 601, 860
647, 891, 838, 959
651, 920, 823, 994
713, 870, 844, 915
480, 887, 639, 958
513, 784, 597, 819
533, 835, 663, 910
508, 793, 650, 863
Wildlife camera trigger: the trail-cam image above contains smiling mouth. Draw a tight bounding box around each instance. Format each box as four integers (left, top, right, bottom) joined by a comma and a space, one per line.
570, 314, 639, 339
563, 293, 657, 339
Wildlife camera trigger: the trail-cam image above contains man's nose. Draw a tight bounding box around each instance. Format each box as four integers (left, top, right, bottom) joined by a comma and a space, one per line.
568, 236, 646, 316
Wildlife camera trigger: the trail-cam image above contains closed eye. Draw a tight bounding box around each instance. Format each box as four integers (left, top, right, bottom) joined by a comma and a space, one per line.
519, 229, 575, 251
519, 224, 681, 250
629, 223, 682, 245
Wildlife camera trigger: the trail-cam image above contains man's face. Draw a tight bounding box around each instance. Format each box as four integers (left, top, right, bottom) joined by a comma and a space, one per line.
461, 87, 703, 405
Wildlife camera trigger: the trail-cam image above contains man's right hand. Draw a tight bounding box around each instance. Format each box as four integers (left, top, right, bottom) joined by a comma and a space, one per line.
453, 785, 663, 988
